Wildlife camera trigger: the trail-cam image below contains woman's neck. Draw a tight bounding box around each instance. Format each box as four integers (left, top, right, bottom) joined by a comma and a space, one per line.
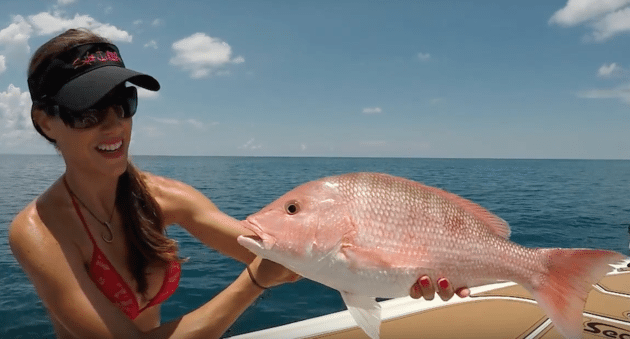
63, 168, 120, 217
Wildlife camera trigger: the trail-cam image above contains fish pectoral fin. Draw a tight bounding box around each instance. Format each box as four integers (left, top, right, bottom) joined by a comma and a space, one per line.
340, 292, 381, 339
341, 246, 394, 269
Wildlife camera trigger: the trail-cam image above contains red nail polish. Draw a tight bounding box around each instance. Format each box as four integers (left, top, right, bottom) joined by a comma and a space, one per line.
420, 277, 431, 288
438, 278, 449, 290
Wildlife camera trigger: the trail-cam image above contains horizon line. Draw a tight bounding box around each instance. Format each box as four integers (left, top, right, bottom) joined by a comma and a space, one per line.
1, 153, 629, 161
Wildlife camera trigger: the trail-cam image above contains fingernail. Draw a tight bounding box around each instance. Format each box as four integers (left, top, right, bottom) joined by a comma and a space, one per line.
420, 277, 431, 288
438, 278, 449, 290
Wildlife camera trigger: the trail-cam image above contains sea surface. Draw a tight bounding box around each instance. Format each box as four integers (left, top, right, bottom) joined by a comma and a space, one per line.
1, 155, 629, 338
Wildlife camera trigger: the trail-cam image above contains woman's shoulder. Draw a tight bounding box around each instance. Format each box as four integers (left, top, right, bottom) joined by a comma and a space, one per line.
10, 200, 40, 241
9, 199, 59, 267
140, 171, 218, 222
10, 180, 86, 264
10, 182, 60, 246
141, 171, 198, 200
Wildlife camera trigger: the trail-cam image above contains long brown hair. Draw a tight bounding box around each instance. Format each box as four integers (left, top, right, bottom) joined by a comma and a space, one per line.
117, 163, 181, 294
29, 28, 181, 295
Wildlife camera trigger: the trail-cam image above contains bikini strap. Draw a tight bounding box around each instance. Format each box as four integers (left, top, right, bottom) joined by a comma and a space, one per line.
63, 176, 98, 245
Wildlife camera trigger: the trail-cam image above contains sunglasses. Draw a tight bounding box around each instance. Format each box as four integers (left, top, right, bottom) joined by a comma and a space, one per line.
46, 86, 138, 129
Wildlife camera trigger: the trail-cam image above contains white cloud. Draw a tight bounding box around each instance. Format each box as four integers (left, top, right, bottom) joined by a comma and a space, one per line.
549, 0, 630, 26
362, 107, 382, 114
58, 0, 77, 6
232, 55, 245, 64
91, 24, 132, 43
550, 0, 630, 42
148, 116, 214, 130
0, 84, 37, 148
0, 55, 6, 74
153, 117, 180, 125
0, 15, 33, 58
27, 12, 132, 42
186, 119, 205, 129
29, 12, 91, 36
144, 40, 158, 49
170, 32, 244, 79
417, 52, 431, 61
136, 87, 160, 99
589, 7, 630, 42
238, 138, 262, 150
578, 85, 630, 104
152, 19, 164, 27
597, 63, 624, 77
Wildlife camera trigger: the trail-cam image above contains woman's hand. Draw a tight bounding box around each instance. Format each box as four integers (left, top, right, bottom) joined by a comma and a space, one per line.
247, 257, 301, 289
410, 276, 470, 301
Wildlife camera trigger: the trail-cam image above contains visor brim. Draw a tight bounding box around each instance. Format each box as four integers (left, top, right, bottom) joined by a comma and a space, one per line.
52, 65, 160, 111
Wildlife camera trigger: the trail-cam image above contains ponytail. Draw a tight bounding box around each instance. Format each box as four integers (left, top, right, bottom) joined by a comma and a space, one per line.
117, 162, 181, 295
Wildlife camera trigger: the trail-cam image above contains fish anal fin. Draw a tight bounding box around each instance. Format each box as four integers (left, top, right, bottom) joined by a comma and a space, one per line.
340, 292, 381, 339
423, 184, 511, 239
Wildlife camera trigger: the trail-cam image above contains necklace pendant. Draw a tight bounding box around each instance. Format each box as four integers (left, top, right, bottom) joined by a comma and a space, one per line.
102, 222, 114, 243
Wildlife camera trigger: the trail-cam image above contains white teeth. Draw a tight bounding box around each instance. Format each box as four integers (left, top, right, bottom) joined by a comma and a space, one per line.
97, 140, 123, 152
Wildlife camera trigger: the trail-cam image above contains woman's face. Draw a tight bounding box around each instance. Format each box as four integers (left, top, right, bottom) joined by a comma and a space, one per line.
44, 106, 133, 178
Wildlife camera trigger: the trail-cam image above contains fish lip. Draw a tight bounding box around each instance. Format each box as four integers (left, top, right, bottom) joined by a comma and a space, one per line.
241, 217, 274, 250
242, 216, 263, 236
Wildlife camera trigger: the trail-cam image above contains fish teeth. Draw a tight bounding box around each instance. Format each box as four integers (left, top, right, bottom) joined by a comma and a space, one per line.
97, 140, 122, 152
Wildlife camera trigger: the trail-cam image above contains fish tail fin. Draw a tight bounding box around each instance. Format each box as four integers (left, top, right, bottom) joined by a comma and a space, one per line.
530, 248, 624, 339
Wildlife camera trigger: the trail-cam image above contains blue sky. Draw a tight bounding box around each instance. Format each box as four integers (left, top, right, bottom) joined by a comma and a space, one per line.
0, 0, 629, 159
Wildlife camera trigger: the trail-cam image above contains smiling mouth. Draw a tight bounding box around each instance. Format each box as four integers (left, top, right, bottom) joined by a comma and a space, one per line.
96, 140, 123, 153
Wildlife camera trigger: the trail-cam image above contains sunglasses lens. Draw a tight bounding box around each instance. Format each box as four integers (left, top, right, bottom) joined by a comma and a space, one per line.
123, 87, 138, 118
71, 109, 105, 129
54, 86, 139, 128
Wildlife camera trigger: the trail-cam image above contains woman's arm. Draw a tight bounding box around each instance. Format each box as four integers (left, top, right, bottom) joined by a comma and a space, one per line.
146, 174, 258, 264
146, 173, 469, 300
147, 257, 292, 339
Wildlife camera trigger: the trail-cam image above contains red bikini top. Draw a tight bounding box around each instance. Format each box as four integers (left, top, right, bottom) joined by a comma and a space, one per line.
68, 190, 181, 320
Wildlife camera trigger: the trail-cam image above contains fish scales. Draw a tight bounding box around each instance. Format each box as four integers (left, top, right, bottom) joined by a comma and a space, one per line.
341, 173, 538, 289
238, 172, 625, 339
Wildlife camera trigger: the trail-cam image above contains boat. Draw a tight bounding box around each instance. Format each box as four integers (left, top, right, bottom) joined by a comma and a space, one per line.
230, 258, 630, 339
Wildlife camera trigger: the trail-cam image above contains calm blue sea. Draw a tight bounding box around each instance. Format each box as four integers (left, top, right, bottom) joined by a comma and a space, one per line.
1, 155, 629, 338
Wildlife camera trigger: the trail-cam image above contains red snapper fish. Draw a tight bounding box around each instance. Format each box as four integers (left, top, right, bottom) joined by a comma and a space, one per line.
237, 172, 624, 339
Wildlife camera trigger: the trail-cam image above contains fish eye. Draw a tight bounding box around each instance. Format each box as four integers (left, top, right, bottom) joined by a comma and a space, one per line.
284, 200, 300, 215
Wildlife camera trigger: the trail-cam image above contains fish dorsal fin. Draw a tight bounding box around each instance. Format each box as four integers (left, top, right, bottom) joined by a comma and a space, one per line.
340, 292, 381, 339
423, 185, 511, 239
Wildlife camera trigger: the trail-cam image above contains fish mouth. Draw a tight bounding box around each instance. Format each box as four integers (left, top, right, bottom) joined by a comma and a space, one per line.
238, 217, 275, 251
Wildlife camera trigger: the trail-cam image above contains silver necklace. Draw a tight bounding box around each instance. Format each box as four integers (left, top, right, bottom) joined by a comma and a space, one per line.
63, 176, 115, 243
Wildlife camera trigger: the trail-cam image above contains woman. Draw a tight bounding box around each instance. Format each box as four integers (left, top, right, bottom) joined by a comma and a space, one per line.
9, 29, 468, 338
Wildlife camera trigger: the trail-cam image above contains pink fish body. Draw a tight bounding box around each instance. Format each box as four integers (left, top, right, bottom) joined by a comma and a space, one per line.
237, 172, 624, 339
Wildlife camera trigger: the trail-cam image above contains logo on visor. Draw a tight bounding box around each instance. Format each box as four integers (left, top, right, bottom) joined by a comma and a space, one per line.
73, 50, 122, 68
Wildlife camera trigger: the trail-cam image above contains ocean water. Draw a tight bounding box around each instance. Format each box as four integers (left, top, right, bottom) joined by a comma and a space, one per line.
1, 155, 629, 338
